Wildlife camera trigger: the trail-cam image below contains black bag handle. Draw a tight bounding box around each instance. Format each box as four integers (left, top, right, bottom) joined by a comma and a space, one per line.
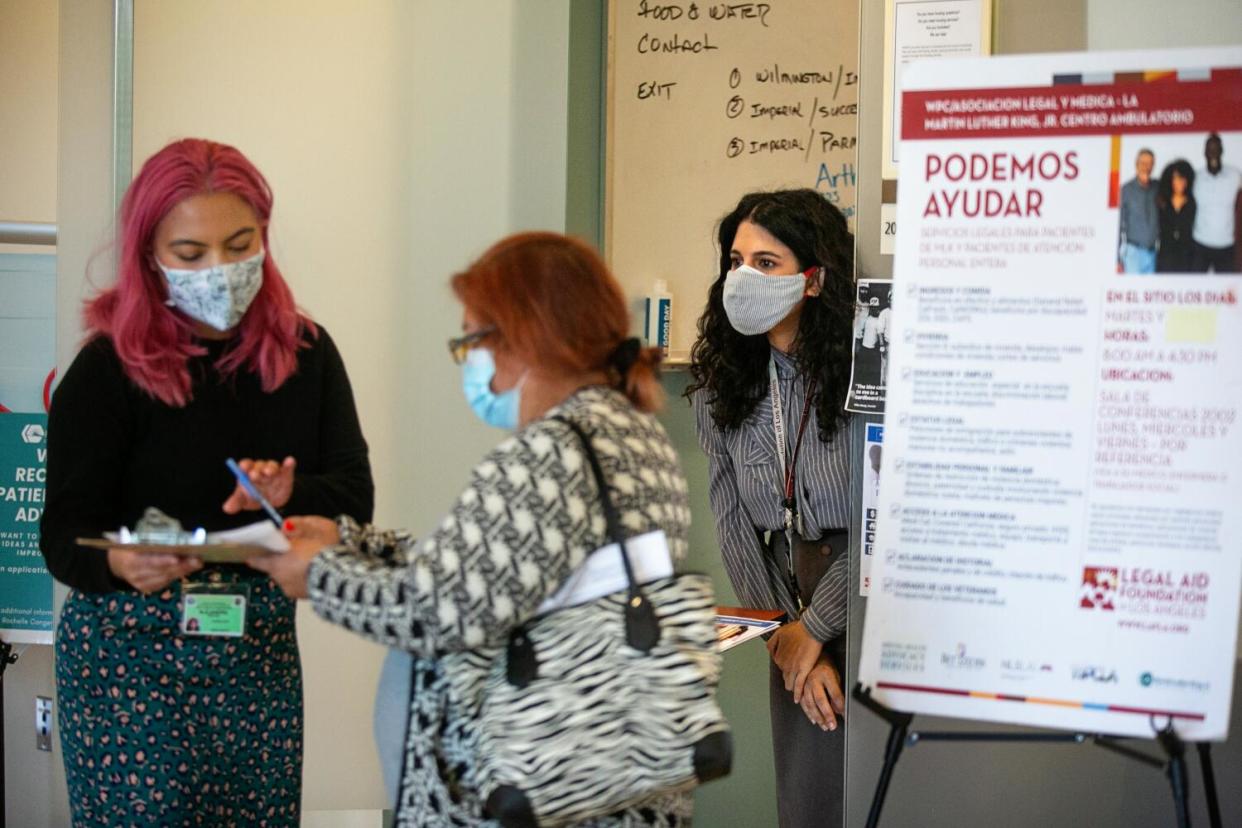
504, 416, 663, 688
553, 416, 660, 653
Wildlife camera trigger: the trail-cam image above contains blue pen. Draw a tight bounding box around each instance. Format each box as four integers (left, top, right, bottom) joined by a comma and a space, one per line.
225, 458, 285, 528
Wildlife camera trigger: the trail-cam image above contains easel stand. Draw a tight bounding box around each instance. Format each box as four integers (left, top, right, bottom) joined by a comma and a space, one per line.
852, 684, 1223, 828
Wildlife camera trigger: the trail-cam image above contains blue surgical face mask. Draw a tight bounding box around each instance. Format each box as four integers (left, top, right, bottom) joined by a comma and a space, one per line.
159, 248, 265, 331
462, 348, 523, 430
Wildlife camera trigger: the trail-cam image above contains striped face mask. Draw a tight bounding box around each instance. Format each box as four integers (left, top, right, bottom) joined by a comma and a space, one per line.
722, 264, 812, 335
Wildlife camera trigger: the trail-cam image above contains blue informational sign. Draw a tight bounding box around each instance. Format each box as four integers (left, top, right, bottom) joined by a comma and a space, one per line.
860, 422, 884, 596
0, 412, 53, 643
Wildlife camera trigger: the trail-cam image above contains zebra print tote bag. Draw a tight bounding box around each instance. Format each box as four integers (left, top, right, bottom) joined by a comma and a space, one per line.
467, 418, 732, 827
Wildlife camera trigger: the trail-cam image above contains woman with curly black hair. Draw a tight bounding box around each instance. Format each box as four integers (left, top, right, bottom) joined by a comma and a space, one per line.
687, 189, 855, 828
1156, 159, 1197, 273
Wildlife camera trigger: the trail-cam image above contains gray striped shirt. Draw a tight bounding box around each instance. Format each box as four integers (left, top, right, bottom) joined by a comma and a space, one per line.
693, 347, 852, 641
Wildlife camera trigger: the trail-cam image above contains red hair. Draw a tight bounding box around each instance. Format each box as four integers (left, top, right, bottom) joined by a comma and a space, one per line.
84, 138, 312, 406
451, 232, 663, 412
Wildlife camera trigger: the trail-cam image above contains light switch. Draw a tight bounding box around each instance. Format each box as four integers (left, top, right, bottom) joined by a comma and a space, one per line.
35, 696, 52, 752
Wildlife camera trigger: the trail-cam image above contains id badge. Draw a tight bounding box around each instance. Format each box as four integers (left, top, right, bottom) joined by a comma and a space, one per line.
181, 579, 249, 637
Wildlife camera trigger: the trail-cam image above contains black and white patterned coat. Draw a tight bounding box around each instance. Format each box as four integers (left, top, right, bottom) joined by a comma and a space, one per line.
309, 387, 695, 826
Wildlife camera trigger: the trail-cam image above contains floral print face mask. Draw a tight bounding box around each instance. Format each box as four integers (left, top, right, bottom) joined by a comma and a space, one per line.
159, 249, 265, 332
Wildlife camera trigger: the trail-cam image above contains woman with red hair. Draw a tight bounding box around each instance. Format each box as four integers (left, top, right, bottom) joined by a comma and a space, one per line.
253, 232, 707, 825
40, 138, 373, 825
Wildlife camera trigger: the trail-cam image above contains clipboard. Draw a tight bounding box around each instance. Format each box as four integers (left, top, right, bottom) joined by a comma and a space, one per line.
75, 538, 271, 564
75, 519, 290, 564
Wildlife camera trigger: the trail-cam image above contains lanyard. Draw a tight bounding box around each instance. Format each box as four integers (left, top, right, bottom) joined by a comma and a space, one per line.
768, 355, 817, 610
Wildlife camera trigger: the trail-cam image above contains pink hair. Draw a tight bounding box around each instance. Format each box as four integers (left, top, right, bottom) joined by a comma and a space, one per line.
84, 138, 314, 407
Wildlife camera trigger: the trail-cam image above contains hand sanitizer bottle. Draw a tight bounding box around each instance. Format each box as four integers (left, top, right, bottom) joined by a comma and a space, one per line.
644, 279, 672, 357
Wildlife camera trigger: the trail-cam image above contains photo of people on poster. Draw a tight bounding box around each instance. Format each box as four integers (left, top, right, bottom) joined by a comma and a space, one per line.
1117, 131, 1242, 274
847, 279, 892, 413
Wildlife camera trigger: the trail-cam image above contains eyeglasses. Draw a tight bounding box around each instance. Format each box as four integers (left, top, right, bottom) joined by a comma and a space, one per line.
447, 326, 496, 365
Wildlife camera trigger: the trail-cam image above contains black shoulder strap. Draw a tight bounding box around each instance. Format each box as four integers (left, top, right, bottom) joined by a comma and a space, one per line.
554, 417, 633, 579
553, 415, 660, 651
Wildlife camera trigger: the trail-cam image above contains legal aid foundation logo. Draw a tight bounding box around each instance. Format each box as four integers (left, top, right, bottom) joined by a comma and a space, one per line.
1080, 567, 1119, 610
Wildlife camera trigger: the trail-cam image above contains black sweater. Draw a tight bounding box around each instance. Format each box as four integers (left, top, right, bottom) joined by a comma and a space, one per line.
40, 326, 374, 593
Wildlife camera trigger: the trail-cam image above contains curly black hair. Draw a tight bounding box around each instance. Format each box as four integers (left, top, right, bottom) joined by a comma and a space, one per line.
685, 189, 855, 442
1157, 158, 1195, 210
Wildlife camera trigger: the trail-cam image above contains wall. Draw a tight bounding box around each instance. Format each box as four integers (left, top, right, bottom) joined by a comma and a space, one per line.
995, 0, 1086, 54
1, 2, 59, 827
10, 1, 1240, 825
1088, 0, 1242, 50
129, 2, 403, 813
566, 0, 607, 244
127, 0, 572, 816
7, 1, 576, 821
0, 0, 58, 238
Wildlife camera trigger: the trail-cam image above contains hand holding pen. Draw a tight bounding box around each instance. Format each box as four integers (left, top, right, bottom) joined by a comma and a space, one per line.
223, 456, 296, 526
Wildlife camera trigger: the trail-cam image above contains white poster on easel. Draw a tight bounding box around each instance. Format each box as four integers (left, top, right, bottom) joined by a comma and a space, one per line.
859, 47, 1242, 741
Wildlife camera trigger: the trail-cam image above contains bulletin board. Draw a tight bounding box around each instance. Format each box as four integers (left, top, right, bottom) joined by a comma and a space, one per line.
0, 253, 55, 644
606, 0, 861, 361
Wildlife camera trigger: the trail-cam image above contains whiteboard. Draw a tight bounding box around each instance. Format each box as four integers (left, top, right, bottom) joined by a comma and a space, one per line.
606, 0, 861, 359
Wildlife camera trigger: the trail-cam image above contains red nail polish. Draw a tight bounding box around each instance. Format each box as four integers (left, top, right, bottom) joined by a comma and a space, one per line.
284, 519, 295, 533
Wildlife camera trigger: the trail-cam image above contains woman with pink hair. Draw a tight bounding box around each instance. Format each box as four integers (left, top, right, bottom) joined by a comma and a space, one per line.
40, 138, 373, 825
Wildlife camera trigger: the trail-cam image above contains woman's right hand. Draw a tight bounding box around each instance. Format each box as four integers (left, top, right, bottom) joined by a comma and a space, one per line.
245, 516, 340, 600
107, 548, 201, 594
798, 654, 846, 733
280, 515, 340, 549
